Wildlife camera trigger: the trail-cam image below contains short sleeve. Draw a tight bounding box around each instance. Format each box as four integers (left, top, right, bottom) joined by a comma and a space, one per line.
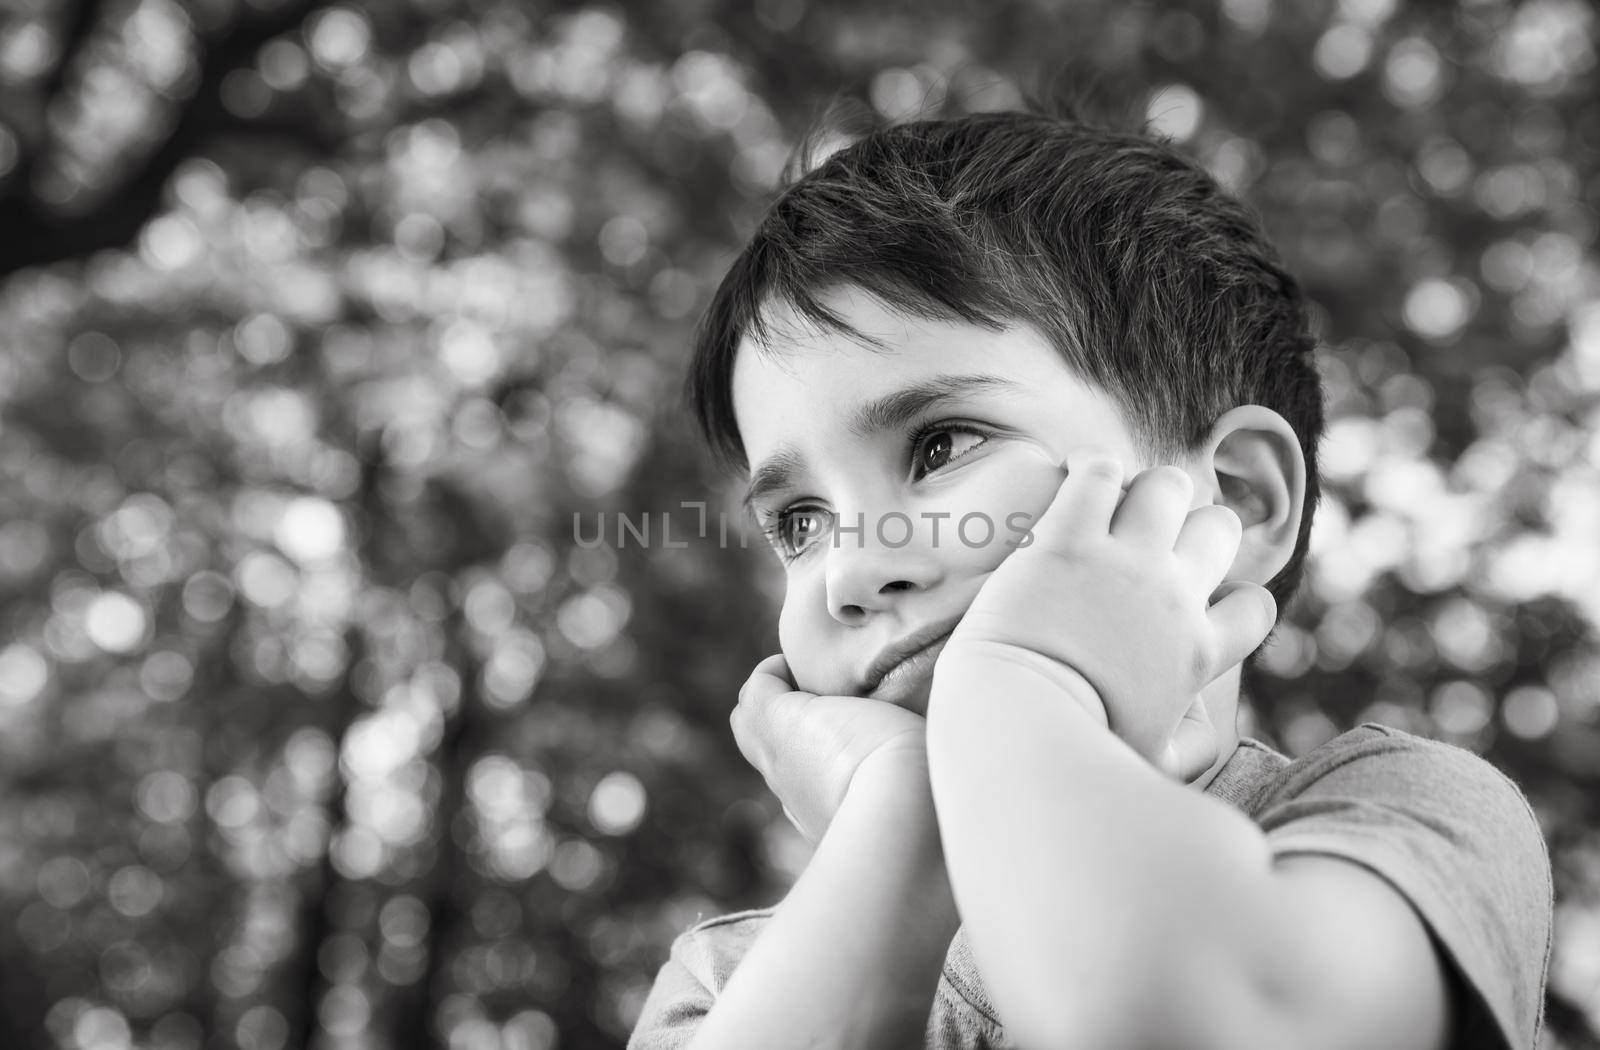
627, 908, 774, 1050
1252, 724, 1553, 1050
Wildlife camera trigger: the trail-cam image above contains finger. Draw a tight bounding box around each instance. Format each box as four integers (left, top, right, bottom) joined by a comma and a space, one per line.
1205, 581, 1277, 675
1110, 466, 1194, 549
739, 654, 795, 706
1026, 446, 1127, 549
731, 685, 803, 773
729, 703, 762, 770
1173, 503, 1244, 593
1157, 698, 1219, 783
732, 670, 785, 763
754, 653, 791, 676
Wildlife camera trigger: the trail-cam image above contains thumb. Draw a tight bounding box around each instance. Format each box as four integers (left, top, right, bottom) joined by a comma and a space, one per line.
1158, 696, 1219, 783
1205, 580, 1276, 676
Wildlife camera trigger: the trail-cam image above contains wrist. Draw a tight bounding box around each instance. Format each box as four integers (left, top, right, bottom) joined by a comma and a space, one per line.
847, 742, 935, 813
932, 639, 1110, 729
837, 747, 959, 932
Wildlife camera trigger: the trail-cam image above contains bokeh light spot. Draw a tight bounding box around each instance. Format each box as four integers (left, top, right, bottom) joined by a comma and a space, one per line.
308, 8, 371, 70
1430, 680, 1494, 738
206, 775, 260, 829
140, 649, 195, 701
67, 332, 122, 382
1384, 37, 1444, 108
598, 213, 649, 267
141, 213, 203, 270
1502, 685, 1560, 740
1146, 83, 1203, 143
235, 313, 293, 367
482, 632, 546, 710
870, 67, 927, 121
557, 586, 631, 649
258, 39, 309, 93
1314, 25, 1372, 79
138, 770, 198, 824
502, 1009, 559, 1050
0, 22, 56, 82
107, 864, 164, 918
317, 985, 372, 1037
588, 770, 647, 836
37, 856, 92, 909
1403, 278, 1475, 341
181, 570, 235, 622
85, 592, 148, 654
0, 643, 50, 706
236, 1004, 289, 1050
379, 894, 430, 948
235, 551, 298, 609
549, 838, 607, 892
275, 497, 345, 565
74, 1007, 132, 1050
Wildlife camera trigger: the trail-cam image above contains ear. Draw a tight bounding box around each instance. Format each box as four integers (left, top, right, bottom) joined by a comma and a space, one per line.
1198, 405, 1306, 586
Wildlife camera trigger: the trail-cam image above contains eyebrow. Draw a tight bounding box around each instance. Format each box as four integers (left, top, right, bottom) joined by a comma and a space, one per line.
740, 372, 1017, 515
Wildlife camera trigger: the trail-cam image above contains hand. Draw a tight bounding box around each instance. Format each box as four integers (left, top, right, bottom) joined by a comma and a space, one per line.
943, 446, 1277, 781
731, 655, 931, 846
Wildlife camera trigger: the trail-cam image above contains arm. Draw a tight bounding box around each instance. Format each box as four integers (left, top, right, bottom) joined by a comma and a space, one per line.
923, 455, 1454, 1050
689, 752, 961, 1050
926, 651, 1451, 1050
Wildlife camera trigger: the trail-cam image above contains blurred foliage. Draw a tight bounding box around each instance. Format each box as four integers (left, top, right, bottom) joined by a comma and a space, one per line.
0, 0, 1597, 1047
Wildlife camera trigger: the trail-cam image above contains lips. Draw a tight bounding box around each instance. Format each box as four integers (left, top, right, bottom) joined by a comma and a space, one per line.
862, 620, 962, 705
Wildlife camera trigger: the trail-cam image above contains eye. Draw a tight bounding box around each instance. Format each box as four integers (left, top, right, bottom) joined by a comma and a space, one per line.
911, 422, 989, 480
763, 505, 834, 563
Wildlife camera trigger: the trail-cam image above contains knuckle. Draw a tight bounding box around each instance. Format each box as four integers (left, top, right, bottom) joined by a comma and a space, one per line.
1032, 539, 1095, 572
1067, 445, 1123, 480
1079, 456, 1123, 482
1157, 582, 1191, 622
738, 673, 767, 706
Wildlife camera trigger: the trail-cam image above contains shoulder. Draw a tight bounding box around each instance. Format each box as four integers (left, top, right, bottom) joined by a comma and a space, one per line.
667, 905, 777, 990
628, 907, 777, 1049
1250, 723, 1554, 1050
1254, 721, 1552, 935
1260, 723, 1545, 833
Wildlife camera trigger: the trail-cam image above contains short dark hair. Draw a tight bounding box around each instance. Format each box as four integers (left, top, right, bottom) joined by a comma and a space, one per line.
686, 106, 1324, 617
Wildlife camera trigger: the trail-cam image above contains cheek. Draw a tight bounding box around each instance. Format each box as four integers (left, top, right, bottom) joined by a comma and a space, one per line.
957, 455, 1066, 568
776, 586, 833, 695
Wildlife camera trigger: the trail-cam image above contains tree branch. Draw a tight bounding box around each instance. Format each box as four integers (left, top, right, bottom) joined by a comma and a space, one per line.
0, 0, 330, 276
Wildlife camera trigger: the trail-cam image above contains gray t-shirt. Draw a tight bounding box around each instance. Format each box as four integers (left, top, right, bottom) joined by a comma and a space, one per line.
628, 724, 1552, 1050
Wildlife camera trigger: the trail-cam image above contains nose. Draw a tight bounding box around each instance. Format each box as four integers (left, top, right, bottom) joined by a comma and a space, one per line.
824, 514, 944, 624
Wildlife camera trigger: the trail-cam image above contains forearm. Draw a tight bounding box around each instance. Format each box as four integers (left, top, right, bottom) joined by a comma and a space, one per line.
689, 755, 962, 1050
925, 647, 1276, 1050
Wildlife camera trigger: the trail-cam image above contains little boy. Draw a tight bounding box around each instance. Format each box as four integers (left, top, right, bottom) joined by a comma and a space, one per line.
628, 108, 1551, 1050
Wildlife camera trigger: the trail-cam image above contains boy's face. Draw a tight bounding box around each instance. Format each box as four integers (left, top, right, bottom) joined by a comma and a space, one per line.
731, 284, 1153, 715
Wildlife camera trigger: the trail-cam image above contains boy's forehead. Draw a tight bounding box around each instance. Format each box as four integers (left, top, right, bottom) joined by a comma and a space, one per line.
738, 288, 978, 381
731, 286, 1068, 414
731, 311, 984, 433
